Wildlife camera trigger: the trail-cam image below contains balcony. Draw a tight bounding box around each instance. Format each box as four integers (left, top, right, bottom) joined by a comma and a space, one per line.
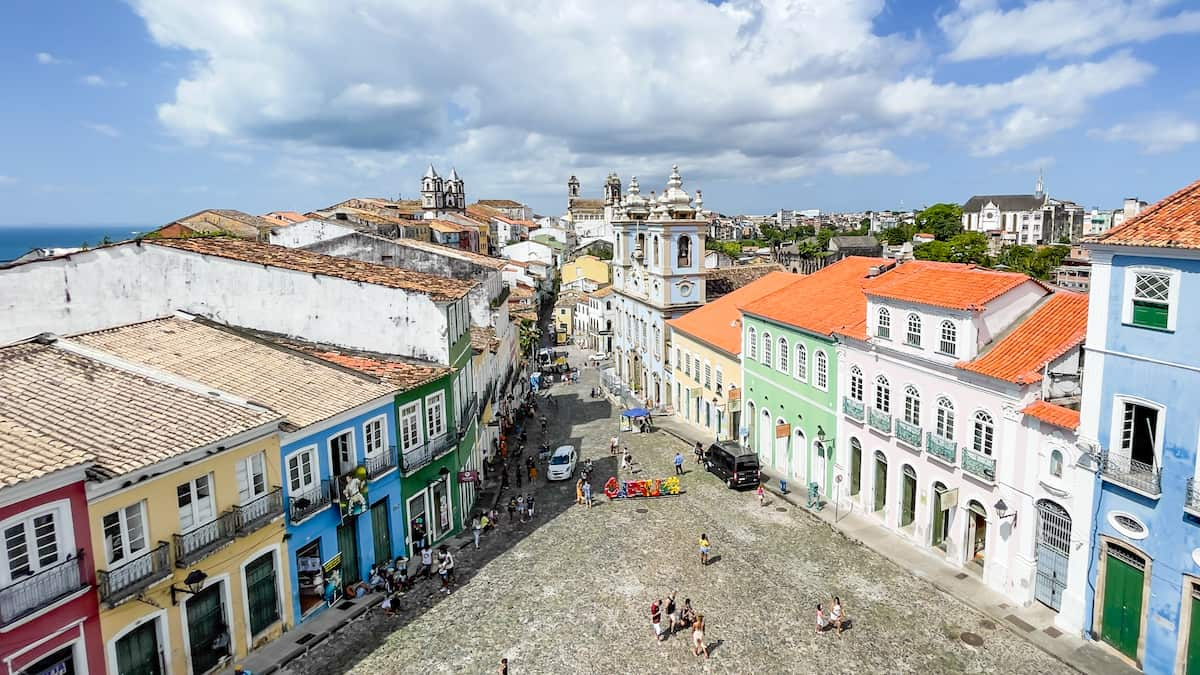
926, 433, 957, 465
867, 407, 892, 435
961, 448, 997, 482
1187, 478, 1200, 518
97, 541, 171, 607
895, 419, 922, 448
290, 479, 334, 524
366, 446, 399, 480
842, 397, 865, 422
401, 434, 458, 476
0, 550, 87, 626
233, 487, 283, 535
1100, 455, 1162, 498
174, 511, 238, 568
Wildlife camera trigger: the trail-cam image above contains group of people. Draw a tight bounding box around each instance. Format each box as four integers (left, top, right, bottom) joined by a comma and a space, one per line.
649, 593, 709, 659
815, 596, 850, 636
365, 543, 458, 616
505, 493, 537, 523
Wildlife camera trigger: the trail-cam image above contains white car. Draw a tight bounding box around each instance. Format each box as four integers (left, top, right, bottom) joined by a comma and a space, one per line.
547, 445, 577, 481
589, 352, 609, 362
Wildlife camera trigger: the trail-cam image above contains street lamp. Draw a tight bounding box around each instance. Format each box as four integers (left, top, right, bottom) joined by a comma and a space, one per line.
994, 498, 1018, 524
171, 569, 208, 605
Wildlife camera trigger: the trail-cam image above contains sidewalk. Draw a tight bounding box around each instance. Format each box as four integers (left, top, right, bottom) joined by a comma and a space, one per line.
652, 413, 1136, 675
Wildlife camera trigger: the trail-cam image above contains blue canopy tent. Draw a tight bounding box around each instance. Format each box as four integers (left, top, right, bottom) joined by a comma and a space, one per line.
622, 408, 649, 418
621, 407, 652, 433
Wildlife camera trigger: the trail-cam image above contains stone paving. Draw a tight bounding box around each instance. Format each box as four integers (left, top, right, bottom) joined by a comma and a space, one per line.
285, 354, 1072, 675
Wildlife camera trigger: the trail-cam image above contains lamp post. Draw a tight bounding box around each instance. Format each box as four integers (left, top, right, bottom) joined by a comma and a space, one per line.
170, 569, 208, 605
994, 498, 1018, 525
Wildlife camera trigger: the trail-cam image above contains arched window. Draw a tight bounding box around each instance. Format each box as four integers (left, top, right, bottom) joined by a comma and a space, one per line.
939, 320, 957, 356
936, 397, 955, 439
849, 365, 863, 401
652, 235, 660, 266
874, 374, 890, 413
973, 411, 995, 455
815, 351, 828, 390
762, 331, 773, 365
903, 385, 921, 425
778, 337, 789, 373
877, 307, 891, 339
747, 327, 757, 360
795, 344, 808, 382
677, 235, 692, 267
906, 313, 922, 347
1050, 450, 1064, 478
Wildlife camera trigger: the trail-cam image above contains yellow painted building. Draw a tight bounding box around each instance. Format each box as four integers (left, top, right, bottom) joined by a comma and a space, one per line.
561, 255, 610, 292
554, 291, 579, 345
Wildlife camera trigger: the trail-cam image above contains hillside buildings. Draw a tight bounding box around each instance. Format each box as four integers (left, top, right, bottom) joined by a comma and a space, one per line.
962, 174, 1085, 245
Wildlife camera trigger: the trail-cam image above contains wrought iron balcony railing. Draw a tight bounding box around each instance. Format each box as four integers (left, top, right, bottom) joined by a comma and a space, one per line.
961, 448, 997, 482
1186, 478, 1200, 517
401, 434, 458, 476
842, 397, 865, 422
366, 446, 399, 480
174, 510, 238, 568
868, 407, 893, 435
233, 487, 283, 535
289, 479, 334, 524
0, 549, 87, 625
97, 541, 170, 606
926, 433, 957, 465
895, 419, 922, 448
1100, 454, 1162, 497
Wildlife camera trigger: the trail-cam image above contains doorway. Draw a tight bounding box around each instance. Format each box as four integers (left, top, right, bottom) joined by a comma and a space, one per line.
900, 465, 917, 530
849, 438, 862, 497
774, 418, 789, 474
966, 500, 987, 574
873, 451, 887, 514
115, 620, 163, 675
1100, 542, 1146, 660
758, 409, 772, 465
371, 499, 392, 566
931, 482, 950, 550
186, 582, 227, 675
1034, 500, 1072, 612
337, 522, 361, 585
792, 429, 807, 484
407, 491, 428, 556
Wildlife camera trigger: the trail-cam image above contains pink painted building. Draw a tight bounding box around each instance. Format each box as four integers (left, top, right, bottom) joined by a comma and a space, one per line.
0, 419, 103, 675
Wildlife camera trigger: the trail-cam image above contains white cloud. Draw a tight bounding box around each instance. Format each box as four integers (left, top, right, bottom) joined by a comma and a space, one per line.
36, 52, 62, 65
940, 0, 1200, 61
128, 0, 1155, 197
81, 74, 127, 88
0, 176, 16, 185
83, 122, 121, 138
1090, 113, 1200, 154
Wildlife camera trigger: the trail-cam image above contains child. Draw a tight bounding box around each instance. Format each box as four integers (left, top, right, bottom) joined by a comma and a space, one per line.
757, 483, 765, 507
815, 603, 829, 634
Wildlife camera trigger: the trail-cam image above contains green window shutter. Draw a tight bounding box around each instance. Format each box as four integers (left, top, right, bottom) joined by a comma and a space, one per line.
246, 554, 280, 636
1131, 300, 1169, 329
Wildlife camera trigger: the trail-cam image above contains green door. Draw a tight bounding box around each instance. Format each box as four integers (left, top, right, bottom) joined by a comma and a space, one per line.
900, 467, 916, 528
873, 454, 887, 513
115, 620, 162, 675
1100, 547, 1144, 660
931, 488, 946, 548
186, 583, 226, 675
245, 553, 280, 637
849, 442, 861, 496
1187, 592, 1200, 674
337, 522, 361, 585
371, 499, 392, 564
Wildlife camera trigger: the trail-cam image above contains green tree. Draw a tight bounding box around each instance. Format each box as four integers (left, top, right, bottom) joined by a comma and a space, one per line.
913, 240, 950, 261
947, 232, 990, 265
816, 228, 835, 248
996, 245, 1035, 271
916, 203, 964, 241
880, 226, 912, 245
792, 240, 825, 258
520, 321, 541, 354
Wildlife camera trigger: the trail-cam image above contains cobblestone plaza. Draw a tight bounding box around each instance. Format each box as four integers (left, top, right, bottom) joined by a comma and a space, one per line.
285, 364, 1071, 674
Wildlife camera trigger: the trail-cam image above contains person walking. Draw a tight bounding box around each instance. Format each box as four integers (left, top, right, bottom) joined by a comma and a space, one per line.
698, 533, 710, 566
666, 593, 679, 634
420, 544, 433, 579
650, 598, 665, 643
757, 483, 765, 506
610, 435, 619, 455
691, 614, 709, 659
815, 603, 829, 634
507, 496, 518, 523
575, 477, 584, 505
582, 480, 592, 508
830, 596, 846, 636
526, 494, 536, 519
516, 494, 527, 522
471, 513, 482, 550
673, 451, 684, 475
694, 441, 704, 464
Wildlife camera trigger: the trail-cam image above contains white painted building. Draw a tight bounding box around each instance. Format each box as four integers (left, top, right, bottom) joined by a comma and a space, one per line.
501, 240, 557, 268
268, 218, 358, 248
833, 260, 1092, 632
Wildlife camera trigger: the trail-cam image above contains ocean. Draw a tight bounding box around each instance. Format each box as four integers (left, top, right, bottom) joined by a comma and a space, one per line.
0, 225, 149, 263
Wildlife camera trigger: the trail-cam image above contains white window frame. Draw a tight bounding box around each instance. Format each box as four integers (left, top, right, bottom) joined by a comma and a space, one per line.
399, 401, 423, 452
704, 361, 712, 390
903, 385, 921, 426
874, 374, 890, 414
285, 446, 318, 495
906, 313, 922, 347
327, 429, 356, 476
102, 500, 149, 568
939, 320, 957, 356
236, 452, 268, 505
876, 307, 891, 339
1121, 266, 1181, 331
814, 350, 828, 391
778, 337, 789, 373
762, 331, 773, 366
176, 473, 216, 533
715, 367, 724, 392
795, 343, 807, 382
747, 327, 758, 360
1109, 395, 1165, 468
972, 410, 995, 456
935, 396, 956, 439
363, 415, 387, 459
849, 366, 863, 401
0, 499, 74, 586
426, 391, 447, 439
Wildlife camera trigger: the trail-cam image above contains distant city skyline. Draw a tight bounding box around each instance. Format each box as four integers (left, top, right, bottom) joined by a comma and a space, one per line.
1, 0, 1198, 225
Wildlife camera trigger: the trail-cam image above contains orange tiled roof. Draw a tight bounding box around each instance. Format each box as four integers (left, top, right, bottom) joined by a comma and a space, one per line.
1021, 400, 1080, 431
260, 334, 451, 391
863, 260, 1038, 310
591, 286, 614, 298
429, 219, 473, 234
1090, 178, 1200, 249
669, 271, 802, 354
958, 292, 1088, 384
149, 237, 475, 301
742, 257, 889, 337
262, 211, 308, 224
477, 199, 524, 208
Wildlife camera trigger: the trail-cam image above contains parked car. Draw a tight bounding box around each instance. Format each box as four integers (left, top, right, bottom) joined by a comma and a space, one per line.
704, 441, 761, 489
547, 445, 578, 481
588, 352, 609, 362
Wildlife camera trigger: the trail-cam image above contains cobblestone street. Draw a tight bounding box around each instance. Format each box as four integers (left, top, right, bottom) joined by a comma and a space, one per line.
285, 354, 1071, 674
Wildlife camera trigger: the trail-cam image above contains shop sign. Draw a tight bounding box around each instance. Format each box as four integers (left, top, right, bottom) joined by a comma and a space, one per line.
322, 553, 344, 607
458, 470, 479, 483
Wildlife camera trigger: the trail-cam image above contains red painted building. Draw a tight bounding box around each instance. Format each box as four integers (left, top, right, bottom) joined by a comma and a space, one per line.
0, 420, 102, 675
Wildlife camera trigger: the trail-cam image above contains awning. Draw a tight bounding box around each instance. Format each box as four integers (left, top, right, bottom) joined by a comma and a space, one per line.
623, 408, 650, 418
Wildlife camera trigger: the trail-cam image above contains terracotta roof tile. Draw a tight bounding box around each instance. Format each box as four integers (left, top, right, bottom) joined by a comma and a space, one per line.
391, 237, 507, 269
1090, 178, 1200, 249
256, 333, 451, 391
470, 326, 499, 353
743, 257, 889, 337
477, 200, 524, 208
148, 237, 475, 301
668, 271, 802, 354
71, 318, 399, 427
591, 286, 614, 298
429, 219, 473, 233
863, 260, 1038, 310
958, 292, 1088, 384
0, 342, 281, 480
0, 416, 91, 487
1021, 400, 1080, 431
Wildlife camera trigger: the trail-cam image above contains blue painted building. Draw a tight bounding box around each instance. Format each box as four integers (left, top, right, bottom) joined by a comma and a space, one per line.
1080, 179, 1200, 673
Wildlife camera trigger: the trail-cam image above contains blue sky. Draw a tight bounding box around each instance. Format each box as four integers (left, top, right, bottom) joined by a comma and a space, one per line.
1, 0, 1198, 226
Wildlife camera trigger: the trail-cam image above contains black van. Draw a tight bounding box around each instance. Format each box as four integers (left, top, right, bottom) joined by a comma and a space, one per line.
704, 441, 761, 489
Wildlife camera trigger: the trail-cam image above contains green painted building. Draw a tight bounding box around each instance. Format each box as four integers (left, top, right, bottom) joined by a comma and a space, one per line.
738, 257, 883, 501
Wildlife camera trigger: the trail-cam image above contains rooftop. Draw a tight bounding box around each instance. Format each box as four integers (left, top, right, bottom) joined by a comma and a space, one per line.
429, 219, 473, 234
172, 209, 279, 238
668, 271, 802, 355
477, 199, 524, 208
705, 263, 785, 299
0, 342, 281, 481
71, 317, 399, 428
148, 237, 475, 301
470, 326, 499, 353
963, 194, 1046, 212
258, 334, 451, 390
1089, 178, 1200, 249
0, 416, 91, 488
863, 260, 1037, 310
744, 257, 888, 337
390, 237, 507, 269
958, 291, 1088, 384
262, 211, 308, 225
1021, 400, 1081, 431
